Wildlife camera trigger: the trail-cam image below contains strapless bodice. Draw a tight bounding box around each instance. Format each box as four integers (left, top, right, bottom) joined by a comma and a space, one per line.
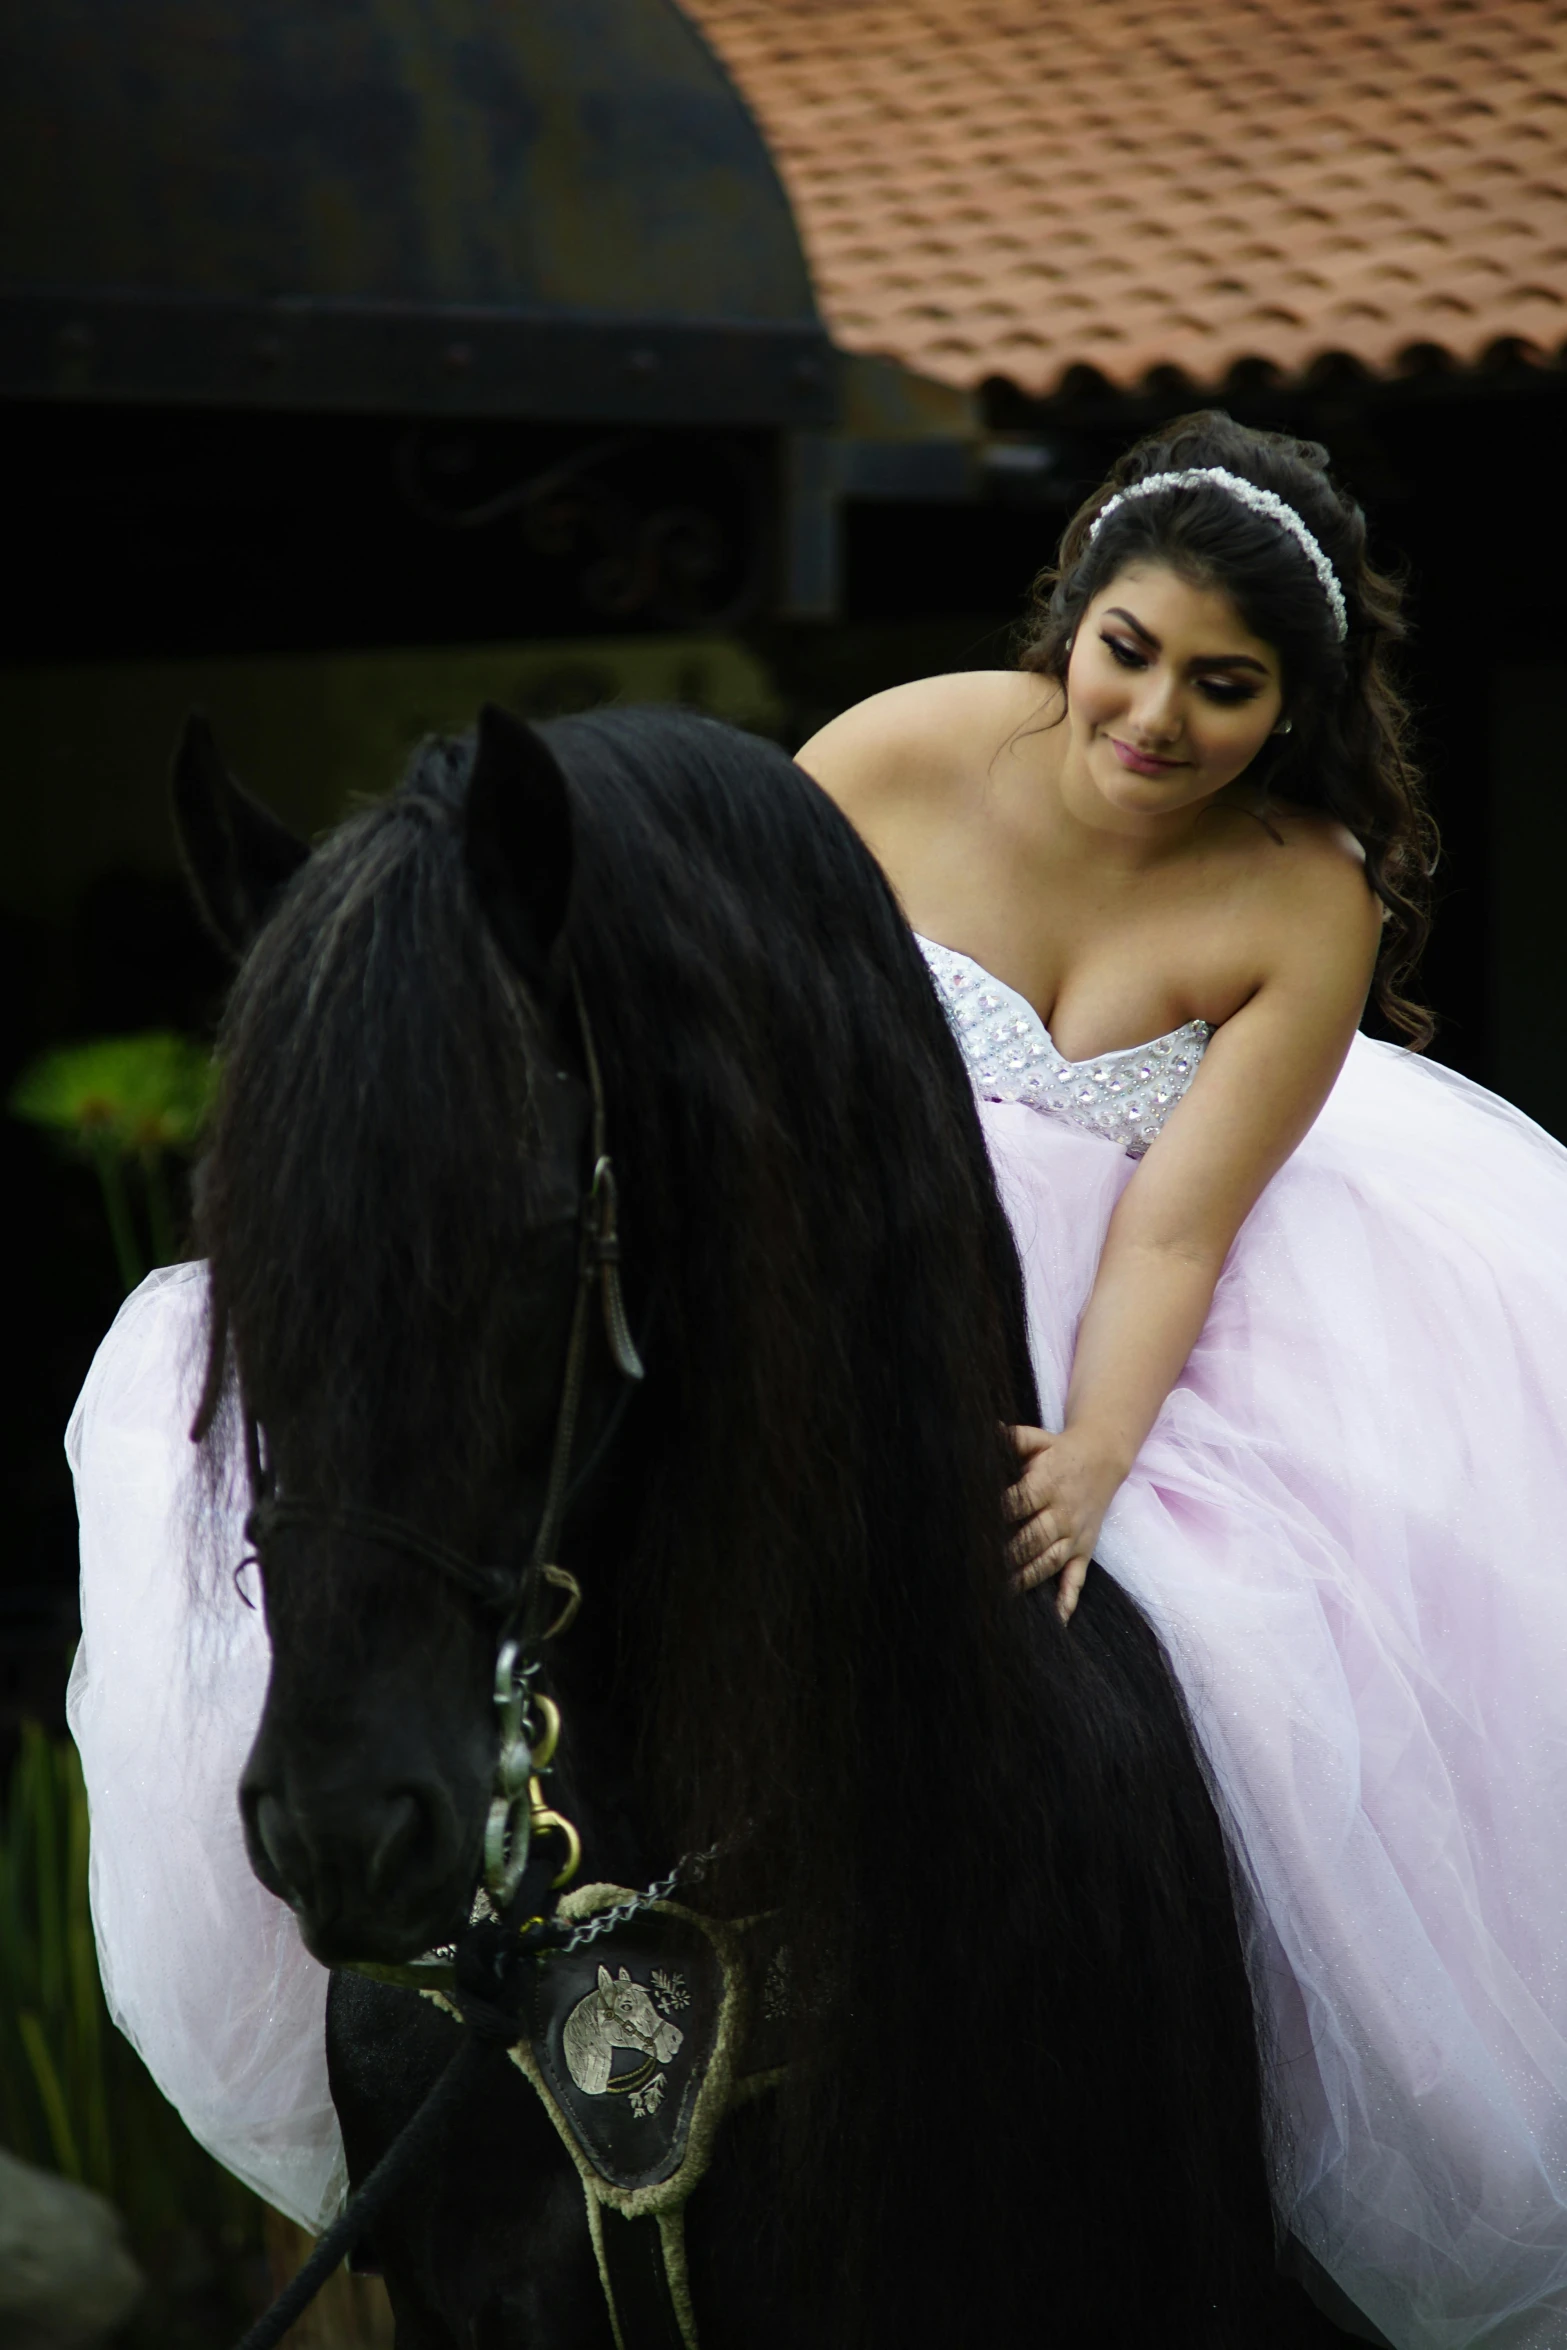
917, 935, 1210, 1158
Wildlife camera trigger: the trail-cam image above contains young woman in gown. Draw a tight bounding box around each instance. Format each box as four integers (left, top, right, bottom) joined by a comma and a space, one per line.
796, 410, 1567, 2350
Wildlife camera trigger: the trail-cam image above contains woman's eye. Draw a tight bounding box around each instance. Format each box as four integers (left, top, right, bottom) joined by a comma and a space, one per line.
1100, 633, 1261, 707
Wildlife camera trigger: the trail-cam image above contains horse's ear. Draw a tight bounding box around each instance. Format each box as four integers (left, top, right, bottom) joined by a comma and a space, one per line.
463, 703, 574, 995
597, 1965, 614, 1994
171, 712, 310, 959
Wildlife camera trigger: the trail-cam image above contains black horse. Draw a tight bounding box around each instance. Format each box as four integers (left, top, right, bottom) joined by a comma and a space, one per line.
176, 703, 1345, 2348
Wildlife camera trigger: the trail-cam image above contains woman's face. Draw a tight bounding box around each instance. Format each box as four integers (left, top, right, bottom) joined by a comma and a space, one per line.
1062, 561, 1286, 823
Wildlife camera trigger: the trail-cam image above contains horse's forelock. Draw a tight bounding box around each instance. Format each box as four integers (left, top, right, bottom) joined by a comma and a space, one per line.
193, 746, 566, 1525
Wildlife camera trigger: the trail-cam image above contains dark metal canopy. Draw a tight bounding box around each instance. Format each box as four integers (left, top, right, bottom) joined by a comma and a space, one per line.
0, 0, 834, 425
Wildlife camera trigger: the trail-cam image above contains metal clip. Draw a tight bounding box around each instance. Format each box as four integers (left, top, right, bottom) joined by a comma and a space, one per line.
523, 1693, 580, 1886
527, 1781, 583, 1889
529, 1691, 561, 1770
483, 1640, 535, 1906
587, 1156, 645, 1382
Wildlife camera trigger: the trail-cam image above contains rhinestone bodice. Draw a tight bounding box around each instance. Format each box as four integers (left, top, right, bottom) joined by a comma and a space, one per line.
918, 935, 1211, 1158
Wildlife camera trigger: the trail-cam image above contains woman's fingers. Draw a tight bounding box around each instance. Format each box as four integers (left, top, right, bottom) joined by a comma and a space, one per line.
1006, 1509, 1062, 1566
1006, 1533, 1052, 1576
1014, 1543, 1091, 1609
1007, 1444, 1064, 1526
1002, 1427, 1096, 1621
1012, 1553, 1057, 1593
1005, 1479, 1054, 1539
1004, 1477, 1035, 1526
1010, 1533, 1074, 1590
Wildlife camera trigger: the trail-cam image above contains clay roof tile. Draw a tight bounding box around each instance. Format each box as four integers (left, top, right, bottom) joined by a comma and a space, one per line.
681, 0, 1567, 393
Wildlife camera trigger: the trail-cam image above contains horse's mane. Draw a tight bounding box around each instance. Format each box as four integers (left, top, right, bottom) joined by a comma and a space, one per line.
197, 709, 1272, 2343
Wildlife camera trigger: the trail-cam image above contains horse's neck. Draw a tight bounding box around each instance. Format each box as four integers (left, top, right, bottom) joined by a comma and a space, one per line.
545, 1516, 665, 1889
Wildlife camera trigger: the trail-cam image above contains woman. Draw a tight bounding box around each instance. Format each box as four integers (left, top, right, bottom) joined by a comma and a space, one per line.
799, 410, 1567, 2350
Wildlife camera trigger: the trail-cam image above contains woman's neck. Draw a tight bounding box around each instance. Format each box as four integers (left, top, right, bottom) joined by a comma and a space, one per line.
1016, 709, 1228, 876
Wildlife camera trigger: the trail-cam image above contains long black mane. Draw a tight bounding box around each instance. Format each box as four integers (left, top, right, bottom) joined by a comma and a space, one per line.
197, 707, 1276, 2343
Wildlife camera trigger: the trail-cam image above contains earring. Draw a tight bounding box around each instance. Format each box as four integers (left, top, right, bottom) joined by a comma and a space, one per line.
1274, 717, 1293, 735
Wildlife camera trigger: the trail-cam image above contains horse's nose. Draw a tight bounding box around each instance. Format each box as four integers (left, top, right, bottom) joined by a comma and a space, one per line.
245, 1785, 426, 1896
239, 1771, 467, 1964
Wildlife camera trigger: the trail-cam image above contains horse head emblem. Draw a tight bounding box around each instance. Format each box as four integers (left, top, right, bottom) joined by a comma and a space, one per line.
563, 1964, 686, 2098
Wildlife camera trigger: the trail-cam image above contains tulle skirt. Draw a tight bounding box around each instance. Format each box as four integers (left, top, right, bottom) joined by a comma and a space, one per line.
985, 1032, 1567, 2349
65, 1034, 1567, 2343
66, 1263, 345, 2232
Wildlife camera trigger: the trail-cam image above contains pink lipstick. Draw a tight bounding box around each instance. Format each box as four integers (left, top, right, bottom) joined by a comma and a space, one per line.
1110, 738, 1185, 777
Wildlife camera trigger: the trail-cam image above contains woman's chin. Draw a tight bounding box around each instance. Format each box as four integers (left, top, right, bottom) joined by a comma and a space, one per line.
1084, 742, 1251, 821
1092, 765, 1209, 820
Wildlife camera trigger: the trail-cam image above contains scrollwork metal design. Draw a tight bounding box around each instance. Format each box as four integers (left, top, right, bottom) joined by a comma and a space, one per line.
394, 427, 765, 629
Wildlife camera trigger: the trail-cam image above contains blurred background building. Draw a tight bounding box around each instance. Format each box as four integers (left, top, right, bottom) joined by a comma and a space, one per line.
3, 0, 1565, 1743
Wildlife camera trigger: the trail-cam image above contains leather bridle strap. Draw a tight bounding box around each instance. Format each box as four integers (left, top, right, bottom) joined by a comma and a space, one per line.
512, 965, 643, 1641
241, 960, 643, 1634
244, 1497, 520, 1612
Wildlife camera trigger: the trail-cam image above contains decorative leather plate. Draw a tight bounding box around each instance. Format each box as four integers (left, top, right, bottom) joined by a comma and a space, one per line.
520, 1909, 728, 2194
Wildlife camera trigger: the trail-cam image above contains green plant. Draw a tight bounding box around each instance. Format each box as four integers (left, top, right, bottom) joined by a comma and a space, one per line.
0, 1725, 105, 2188
0, 1725, 396, 2346
9, 1032, 215, 1290
0, 1724, 266, 2340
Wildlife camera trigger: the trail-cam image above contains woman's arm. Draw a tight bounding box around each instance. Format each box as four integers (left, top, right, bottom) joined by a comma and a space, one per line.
1012, 846, 1382, 1617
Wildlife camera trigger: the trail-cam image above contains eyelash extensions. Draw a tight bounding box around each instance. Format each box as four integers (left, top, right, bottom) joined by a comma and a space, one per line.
1100, 632, 1260, 706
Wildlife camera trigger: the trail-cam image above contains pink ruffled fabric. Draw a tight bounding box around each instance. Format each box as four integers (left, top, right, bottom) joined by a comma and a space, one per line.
65, 1031, 1567, 2341
985, 1033, 1567, 2348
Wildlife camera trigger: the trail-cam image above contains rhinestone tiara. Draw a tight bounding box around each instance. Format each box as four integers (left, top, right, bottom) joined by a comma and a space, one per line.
1085, 465, 1349, 641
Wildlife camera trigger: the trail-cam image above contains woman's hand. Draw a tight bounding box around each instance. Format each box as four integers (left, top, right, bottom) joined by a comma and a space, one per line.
1005, 1426, 1127, 1622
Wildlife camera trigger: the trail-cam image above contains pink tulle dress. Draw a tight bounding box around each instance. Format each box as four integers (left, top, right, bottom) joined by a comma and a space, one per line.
920, 935, 1567, 2350
63, 932, 1567, 2348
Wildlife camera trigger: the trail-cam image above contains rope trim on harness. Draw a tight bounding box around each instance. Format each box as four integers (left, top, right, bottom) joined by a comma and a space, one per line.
417, 1882, 790, 2350
229, 1855, 753, 2350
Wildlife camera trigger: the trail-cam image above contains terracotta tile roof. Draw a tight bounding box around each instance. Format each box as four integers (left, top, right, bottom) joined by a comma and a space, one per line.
679, 0, 1567, 397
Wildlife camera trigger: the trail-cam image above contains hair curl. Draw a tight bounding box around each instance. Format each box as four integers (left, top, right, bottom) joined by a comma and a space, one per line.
1017, 409, 1437, 1047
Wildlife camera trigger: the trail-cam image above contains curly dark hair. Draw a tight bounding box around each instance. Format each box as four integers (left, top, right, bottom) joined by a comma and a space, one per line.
1017, 410, 1437, 1047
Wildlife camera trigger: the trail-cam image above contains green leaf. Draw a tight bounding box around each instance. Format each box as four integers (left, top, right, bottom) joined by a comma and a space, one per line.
9, 1033, 216, 1158
0, 1726, 268, 2334
18, 2010, 82, 2182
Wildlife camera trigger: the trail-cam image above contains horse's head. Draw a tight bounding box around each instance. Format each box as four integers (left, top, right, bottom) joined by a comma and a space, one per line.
176, 706, 602, 1966
595, 1966, 680, 2060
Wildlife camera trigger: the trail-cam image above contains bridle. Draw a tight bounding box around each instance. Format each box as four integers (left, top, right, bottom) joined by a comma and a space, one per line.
231, 966, 743, 2350
240, 961, 646, 1919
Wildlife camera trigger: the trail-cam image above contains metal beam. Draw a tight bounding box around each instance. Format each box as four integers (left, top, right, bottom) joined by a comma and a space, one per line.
0, 290, 835, 426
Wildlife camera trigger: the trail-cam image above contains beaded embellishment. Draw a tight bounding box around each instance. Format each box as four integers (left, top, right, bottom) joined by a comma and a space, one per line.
918, 937, 1210, 1160
1086, 465, 1348, 641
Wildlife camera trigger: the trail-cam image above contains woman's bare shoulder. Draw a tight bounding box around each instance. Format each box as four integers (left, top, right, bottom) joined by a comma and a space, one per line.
1233, 800, 1383, 974
796, 670, 1052, 818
